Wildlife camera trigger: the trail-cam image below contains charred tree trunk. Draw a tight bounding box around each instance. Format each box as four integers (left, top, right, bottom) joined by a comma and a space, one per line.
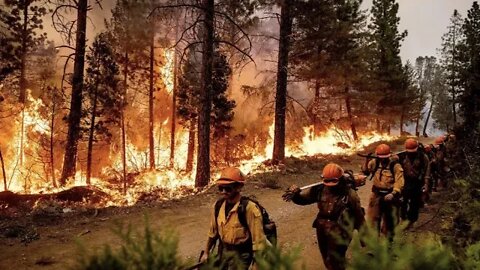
121, 52, 129, 194
195, 0, 215, 188
0, 148, 7, 191
170, 21, 178, 168
50, 93, 56, 188
86, 85, 99, 185
344, 86, 358, 141
313, 80, 320, 137
399, 105, 405, 135
186, 119, 196, 173
148, 30, 155, 170
272, 0, 293, 165
423, 95, 435, 137
451, 87, 457, 126
18, 2, 28, 167
60, 0, 88, 185
19, 2, 28, 103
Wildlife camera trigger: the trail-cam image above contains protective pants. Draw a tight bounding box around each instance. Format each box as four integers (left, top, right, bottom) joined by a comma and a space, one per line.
221, 243, 253, 270
315, 221, 351, 270
400, 185, 423, 223
367, 192, 399, 241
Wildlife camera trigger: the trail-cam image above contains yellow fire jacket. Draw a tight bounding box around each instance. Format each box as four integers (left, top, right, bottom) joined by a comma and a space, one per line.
207, 200, 267, 251
364, 158, 404, 194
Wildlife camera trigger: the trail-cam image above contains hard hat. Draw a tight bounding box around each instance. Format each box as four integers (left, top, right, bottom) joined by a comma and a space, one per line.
434, 136, 445, 145
375, 144, 391, 158
216, 167, 246, 185
322, 163, 344, 186
425, 144, 432, 152
405, 138, 418, 152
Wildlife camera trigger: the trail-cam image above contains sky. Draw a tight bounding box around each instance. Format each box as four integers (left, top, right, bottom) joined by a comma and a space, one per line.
361, 0, 476, 63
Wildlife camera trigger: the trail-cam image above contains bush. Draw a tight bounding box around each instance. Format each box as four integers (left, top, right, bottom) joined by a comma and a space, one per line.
74, 217, 188, 270
349, 227, 457, 270
73, 217, 300, 270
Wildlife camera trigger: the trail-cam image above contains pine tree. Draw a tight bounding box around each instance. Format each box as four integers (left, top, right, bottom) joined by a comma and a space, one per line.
272, 0, 293, 164
177, 47, 235, 172
440, 10, 464, 126
0, 0, 47, 102
60, 0, 88, 185
84, 33, 122, 185
291, 0, 367, 140
460, 1, 480, 131
368, 0, 407, 132
106, 0, 151, 192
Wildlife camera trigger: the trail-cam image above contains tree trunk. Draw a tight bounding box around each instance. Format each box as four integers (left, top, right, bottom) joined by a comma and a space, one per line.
272, 0, 293, 165
186, 119, 196, 173
423, 95, 434, 137
19, 2, 28, 103
50, 92, 56, 188
415, 116, 420, 136
399, 106, 405, 135
121, 52, 129, 194
148, 30, 155, 170
344, 86, 358, 141
86, 85, 98, 185
20, 109, 25, 166
451, 86, 457, 126
195, 0, 215, 188
60, 0, 88, 185
313, 80, 320, 137
170, 20, 179, 168
0, 148, 7, 191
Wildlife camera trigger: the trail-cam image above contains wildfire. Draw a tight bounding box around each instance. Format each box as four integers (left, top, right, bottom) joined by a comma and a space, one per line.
0, 59, 396, 207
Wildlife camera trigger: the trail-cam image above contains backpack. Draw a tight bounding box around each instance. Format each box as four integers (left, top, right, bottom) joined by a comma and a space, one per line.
214, 196, 278, 245
369, 158, 400, 181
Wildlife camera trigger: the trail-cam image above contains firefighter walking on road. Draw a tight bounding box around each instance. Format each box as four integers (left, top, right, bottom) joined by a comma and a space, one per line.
283, 163, 365, 270
432, 136, 448, 190
362, 144, 404, 241
201, 167, 267, 270
399, 138, 430, 229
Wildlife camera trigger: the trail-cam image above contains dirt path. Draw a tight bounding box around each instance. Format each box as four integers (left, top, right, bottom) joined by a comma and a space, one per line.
0, 139, 434, 270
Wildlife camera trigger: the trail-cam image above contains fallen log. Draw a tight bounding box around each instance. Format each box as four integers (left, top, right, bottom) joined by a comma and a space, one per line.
0, 186, 110, 207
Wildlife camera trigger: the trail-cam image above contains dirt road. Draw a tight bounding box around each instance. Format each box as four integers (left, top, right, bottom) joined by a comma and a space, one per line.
0, 140, 425, 270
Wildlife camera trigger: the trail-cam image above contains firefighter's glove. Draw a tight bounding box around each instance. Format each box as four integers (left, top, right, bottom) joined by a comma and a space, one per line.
384, 193, 395, 202
282, 185, 300, 202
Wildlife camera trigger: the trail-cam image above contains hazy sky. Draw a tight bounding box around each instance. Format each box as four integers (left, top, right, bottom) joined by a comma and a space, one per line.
362, 0, 476, 63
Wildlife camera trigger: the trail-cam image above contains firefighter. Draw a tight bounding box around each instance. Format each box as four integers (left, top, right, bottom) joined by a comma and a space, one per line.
283, 163, 365, 270
432, 136, 448, 190
201, 167, 267, 270
361, 144, 404, 241
399, 138, 430, 228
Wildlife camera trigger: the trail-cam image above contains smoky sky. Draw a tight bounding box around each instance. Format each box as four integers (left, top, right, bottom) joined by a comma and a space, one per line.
362, 0, 475, 63
36, 0, 477, 66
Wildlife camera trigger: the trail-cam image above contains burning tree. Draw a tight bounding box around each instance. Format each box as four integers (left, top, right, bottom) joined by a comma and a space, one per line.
83, 32, 123, 185
177, 46, 235, 172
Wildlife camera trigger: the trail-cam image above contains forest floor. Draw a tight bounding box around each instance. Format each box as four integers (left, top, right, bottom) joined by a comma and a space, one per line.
0, 137, 441, 270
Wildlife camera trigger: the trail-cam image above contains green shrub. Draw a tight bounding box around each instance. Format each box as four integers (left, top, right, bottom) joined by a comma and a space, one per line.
349, 227, 457, 270
74, 219, 187, 270
73, 218, 300, 270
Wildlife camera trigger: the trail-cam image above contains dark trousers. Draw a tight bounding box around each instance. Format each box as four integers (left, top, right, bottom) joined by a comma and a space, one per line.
221, 243, 253, 270
367, 192, 399, 241
401, 186, 422, 223
316, 227, 350, 270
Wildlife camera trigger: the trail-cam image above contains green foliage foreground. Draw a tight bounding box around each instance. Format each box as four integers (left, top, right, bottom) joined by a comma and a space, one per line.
74, 216, 480, 270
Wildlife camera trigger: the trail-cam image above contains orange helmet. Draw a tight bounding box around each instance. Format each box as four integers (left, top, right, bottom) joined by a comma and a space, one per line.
424, 144, 432, 153
375, 144, 391, 158
405, 138, 418, 152
322, 163, 344, 186
434, 135, 445, 145
217, 167, 245, 185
